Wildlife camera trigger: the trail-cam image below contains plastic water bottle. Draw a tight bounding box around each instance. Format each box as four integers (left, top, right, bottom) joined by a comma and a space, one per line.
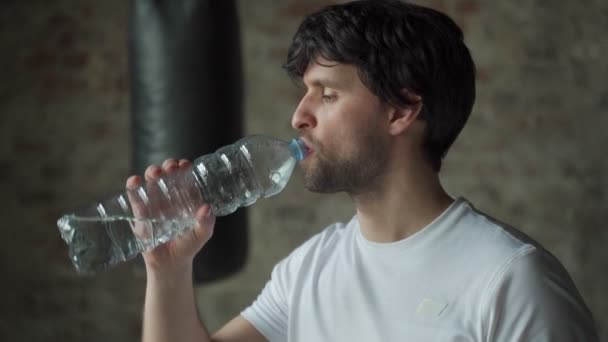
57, 135, 308, 274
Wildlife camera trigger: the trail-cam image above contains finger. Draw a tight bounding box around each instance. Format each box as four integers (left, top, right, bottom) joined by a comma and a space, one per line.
192, 205, 215, 245
126, 175, 145, 220
126, 175, 149, 240
144, 165, 162, 182
144, 165, 165, 221
195, 204, 213, 222
162, 158, 178, 173
178, 159, 192, 168
126, 175, 142, 189
126, 174, 146, 227
141, 164, 163, 237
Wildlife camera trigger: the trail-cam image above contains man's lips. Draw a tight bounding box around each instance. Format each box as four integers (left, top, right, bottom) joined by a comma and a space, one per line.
298, 138, 314, 158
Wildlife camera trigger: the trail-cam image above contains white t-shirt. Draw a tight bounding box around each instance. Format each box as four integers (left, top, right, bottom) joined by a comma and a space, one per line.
241, 198, 598, 341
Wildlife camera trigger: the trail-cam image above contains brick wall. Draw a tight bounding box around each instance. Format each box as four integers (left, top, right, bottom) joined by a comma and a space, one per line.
1, 0, 606, 340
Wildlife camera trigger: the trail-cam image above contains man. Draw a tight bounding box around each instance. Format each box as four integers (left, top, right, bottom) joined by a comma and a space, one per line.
132, 1, 599, 341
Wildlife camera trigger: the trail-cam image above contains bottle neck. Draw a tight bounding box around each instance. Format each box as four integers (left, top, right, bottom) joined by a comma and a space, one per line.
289, 138, 308, 161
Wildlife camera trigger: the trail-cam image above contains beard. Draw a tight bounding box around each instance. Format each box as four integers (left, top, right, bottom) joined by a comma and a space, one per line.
303, 131, 388, 195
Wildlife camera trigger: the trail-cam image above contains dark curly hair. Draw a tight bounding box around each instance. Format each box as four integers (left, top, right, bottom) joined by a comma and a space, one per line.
285, 0, 476, 172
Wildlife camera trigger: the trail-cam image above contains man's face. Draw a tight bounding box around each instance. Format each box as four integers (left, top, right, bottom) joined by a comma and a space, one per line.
291, 56, 391, 195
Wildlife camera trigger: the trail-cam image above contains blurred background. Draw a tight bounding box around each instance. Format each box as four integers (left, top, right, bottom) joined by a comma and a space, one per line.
1, 0, 606, 340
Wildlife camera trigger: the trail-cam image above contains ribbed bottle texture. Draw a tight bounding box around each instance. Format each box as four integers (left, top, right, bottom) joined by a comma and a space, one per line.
57, 135, 307, 274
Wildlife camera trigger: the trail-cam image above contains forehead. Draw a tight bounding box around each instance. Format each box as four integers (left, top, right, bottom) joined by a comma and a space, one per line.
302, 56, 359, 89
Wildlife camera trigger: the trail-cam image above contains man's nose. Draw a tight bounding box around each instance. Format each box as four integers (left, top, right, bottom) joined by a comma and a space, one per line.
291, 96, 317, 131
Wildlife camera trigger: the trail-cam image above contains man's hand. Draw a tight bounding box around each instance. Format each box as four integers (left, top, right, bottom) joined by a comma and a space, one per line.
133, 158, 265, 342
126, 158, 216, 273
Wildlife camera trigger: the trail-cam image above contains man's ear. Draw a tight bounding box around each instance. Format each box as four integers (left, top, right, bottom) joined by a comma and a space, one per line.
388, 90, 423, 136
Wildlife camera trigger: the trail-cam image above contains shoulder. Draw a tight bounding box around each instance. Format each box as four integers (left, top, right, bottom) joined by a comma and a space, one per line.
454, 200, 577, 297
453, 201, 599, 340
479, 247, 598, 340
451, 199, 544, 266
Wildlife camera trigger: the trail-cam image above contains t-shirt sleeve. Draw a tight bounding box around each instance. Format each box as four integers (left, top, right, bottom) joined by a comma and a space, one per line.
240, 233, 318, 341
241, 257, 291, 342
482, 247, 599, 341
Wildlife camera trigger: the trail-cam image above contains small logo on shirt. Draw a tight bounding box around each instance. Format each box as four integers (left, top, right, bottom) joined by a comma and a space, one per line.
416, 298, 448, 319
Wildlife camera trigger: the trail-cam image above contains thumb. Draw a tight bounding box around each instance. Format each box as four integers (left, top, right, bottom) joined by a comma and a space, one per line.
191, 204, 216, 247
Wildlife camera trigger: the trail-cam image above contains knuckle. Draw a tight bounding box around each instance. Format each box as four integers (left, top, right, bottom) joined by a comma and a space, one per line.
128, 174, 143, 186
162, 158, 177, 168
145, 165, 159, 175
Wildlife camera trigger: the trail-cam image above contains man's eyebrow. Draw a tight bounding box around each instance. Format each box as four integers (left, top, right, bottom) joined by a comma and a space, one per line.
305, 77, 345, 89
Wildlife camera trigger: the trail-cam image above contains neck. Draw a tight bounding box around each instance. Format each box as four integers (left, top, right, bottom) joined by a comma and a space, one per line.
352, 157, 454, 243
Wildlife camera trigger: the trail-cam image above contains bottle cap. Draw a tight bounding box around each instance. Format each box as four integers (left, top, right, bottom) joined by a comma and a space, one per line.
289, 138, 308, 161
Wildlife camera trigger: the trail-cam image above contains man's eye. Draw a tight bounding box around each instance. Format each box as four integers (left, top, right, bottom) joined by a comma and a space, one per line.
322, 94, 337, 103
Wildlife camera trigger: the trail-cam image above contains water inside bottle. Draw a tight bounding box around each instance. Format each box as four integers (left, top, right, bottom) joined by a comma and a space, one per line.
58, 214, 196, 274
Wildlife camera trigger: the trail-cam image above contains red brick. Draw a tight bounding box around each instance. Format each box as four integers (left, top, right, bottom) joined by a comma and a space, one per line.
14, 140, 50, 154
269, 46, 289, 61
47, 12, 76, 28
57, 31, 75, 49
428, 0, 447, 13
456, 0, 480, 15
62, 52, 90, 68
62, 77, 88, 92
258, 23, 283, 36
87, 121, 111, 140
37, 75, 87, 105
23, 50, 57, 69
80, 4, 93, 19
41, 74, 59, 91
476, 67, 490, 82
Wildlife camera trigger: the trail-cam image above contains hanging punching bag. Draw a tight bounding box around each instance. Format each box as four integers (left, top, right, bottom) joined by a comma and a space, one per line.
129, 0, 247, 283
